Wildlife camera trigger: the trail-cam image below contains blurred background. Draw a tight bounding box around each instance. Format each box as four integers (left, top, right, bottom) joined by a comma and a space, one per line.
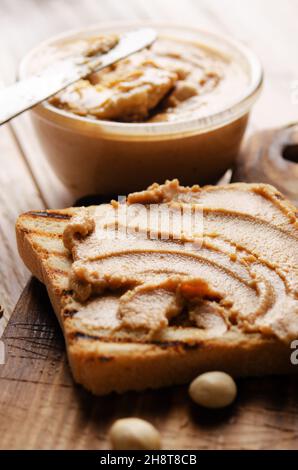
0, 0, 297, 128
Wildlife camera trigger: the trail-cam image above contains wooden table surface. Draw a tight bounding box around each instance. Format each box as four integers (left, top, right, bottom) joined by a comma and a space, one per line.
1, 0, 298, 332
0, 0, 297, 450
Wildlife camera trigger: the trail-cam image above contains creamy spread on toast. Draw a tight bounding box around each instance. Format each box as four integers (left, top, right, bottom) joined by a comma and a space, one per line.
63, 180, 298, 342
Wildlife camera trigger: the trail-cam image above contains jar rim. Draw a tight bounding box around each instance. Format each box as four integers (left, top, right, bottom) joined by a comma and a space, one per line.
19, 21, 263, 138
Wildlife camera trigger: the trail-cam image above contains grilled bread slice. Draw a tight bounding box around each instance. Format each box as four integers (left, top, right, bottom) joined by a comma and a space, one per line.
16, 182, 298, 395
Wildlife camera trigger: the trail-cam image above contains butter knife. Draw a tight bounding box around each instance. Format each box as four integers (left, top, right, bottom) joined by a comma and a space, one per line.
0, 28, 157, 125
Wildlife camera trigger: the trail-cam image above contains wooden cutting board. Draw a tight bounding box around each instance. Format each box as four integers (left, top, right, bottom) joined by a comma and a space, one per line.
1, 126, 298, 450
1, 270, 298, 449
234, 123, 298, 205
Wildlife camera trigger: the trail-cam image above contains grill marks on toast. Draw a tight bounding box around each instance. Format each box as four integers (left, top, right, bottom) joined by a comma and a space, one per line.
17, 206, 297, 350
13, 210, 262, 349
18, 210, 206, 348
27, 210, 72, 220
72, 331, 203, 349
18, 209, 74, 289
28, 231, 64, 240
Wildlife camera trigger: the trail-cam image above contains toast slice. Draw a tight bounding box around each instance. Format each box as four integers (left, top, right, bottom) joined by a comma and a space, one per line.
16, 181, 298, 394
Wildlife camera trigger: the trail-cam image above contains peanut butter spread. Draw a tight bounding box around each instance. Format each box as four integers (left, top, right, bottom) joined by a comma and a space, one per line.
63, 180, 298, 343
50, 36, 248, 122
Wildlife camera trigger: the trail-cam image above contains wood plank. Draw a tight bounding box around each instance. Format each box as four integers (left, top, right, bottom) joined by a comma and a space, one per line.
0, 120, 44, 329
0, 36, 45, 324
11, 116, 74, 209
0, 277, 297, 450
233, 124, 298, 205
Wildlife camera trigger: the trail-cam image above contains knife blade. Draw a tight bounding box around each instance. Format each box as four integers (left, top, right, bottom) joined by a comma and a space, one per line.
0, 28, 157, 125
